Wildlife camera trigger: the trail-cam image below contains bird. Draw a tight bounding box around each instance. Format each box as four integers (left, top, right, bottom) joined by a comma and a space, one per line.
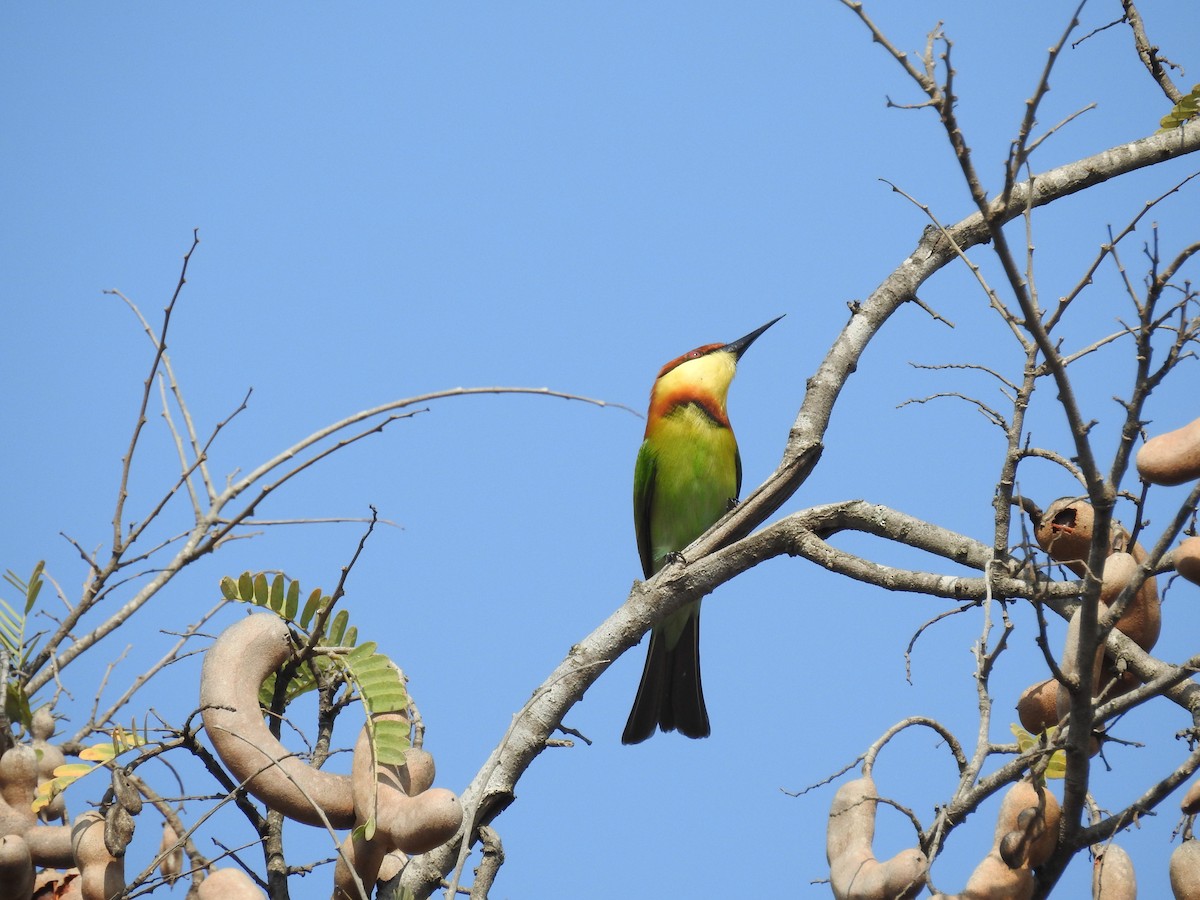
622, 316, 783, 744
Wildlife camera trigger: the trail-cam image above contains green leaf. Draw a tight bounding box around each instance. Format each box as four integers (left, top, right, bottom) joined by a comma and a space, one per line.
269, 574, 286, 613
373, 718, 411, 765
328, 610, 349, 647
253, 573, 270, 607
219, 576, 238, 601
238, 572, 254, 601
1157, 83, 1200, 132
300, 589, 323, 628
284, 580, 301, 621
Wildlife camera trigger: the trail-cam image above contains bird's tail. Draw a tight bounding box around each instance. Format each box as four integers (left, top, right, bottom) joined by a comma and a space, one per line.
621, 610, 710, 744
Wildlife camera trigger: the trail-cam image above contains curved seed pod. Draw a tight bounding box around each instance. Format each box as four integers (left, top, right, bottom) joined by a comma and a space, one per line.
1093, 843, 1136, 899
71, 811, 125, 900
1171, 839, 1200, 899
1176, 536, 1200, 587
826, 776, 927, 900
351, 718, 461, 857
199, 614, 357, 828
1137, 416, 1200, 486
196, 867, 265, 899
200, 611, 462, 878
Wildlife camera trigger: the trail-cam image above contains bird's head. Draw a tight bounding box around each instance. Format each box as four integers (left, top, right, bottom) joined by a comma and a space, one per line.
648, 316, 783, 422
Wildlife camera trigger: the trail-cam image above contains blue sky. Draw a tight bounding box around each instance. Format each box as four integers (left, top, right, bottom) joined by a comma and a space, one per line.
4, 3, 1200, 897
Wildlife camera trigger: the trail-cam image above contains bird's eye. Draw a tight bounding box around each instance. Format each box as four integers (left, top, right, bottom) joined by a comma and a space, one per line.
688, 350, 701, 359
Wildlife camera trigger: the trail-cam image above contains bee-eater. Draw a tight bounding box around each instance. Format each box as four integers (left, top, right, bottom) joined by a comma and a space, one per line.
622, 316, 783, 744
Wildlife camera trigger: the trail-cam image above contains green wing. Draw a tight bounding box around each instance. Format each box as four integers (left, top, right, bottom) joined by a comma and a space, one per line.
633, 440, 657, 579
734, 444, 742, 501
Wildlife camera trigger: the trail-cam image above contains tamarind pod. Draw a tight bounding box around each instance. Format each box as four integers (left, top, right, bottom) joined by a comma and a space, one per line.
377, 850, 405, 883
1017, 679, 1059, 735
826, 776, 927, 900
0, 834, 33, 900
199, 614, 356, 828
1092, 843, 1136, 899
196, 867, 265, 899
1171, 839, 1200, 899
1137, 416, 1200, 486
1057, 607, 1104, 726
71, 811, 125, 900
158, 822, 182, 881
1182, 779, 1200, 815
21, 822, 74, 868
1106, 549, 1160, 652
1176, 537, 1200, 587
0, 745, 37, 821
931, 850, 1035, 900
334, 830, 385, 900
994, 781, 1059, 869
350, 717, 462, 856
1035, 498, 1095, 567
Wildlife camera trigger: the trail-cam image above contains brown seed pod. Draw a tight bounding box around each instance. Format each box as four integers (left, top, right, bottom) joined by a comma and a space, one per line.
111, 769, 142, 816
932, 781, 1059, 899
71, 811, 124, 900
103, 804, 134, 859
1176, 536, 1200, 587
1092, 843, 1136, 899
1035, 498, 1096, 567
1183, 779, 1200, 815
158, 821, 182, 882
0, 834, 34, 900
1102, 546, 1161, 652
1170, 839, 1200, 899
1137, 416, 1200, 486
826, 776, 927, 900
197, 867, 265, 899
994, 781, 1059, 869
933, 850, 1034, 900
1017, 679, 1060, 735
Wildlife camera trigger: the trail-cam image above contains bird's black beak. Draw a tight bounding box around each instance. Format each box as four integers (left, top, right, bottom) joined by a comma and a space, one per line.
723, 315, 784, 360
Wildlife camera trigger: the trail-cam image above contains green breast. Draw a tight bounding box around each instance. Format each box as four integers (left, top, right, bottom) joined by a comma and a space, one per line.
638, 403, 739, 574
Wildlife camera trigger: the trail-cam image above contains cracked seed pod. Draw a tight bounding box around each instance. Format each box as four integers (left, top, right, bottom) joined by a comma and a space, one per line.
111, 769, 141, 816
1093, 843, 1136, 899
825, 775, 927, 900
103, 804, 134, 858
1035, 498, 1097, 568
1138, 416, 1200, 486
